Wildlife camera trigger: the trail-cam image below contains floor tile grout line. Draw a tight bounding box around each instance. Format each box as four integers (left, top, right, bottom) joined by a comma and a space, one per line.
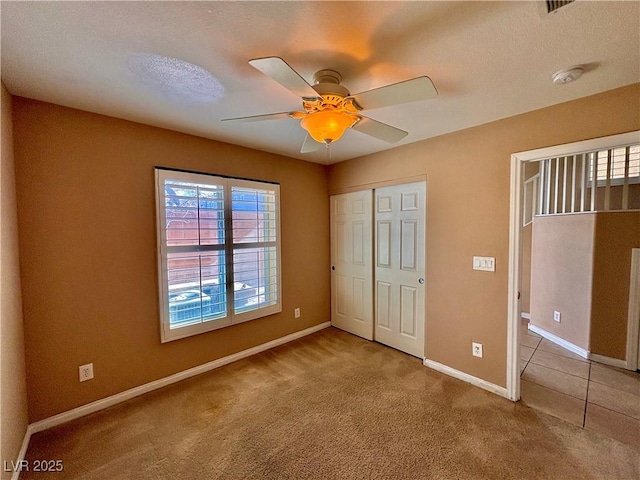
521, 334, 589, 402
519, 323, 542, 375
587, 377, 640, 396
532, 346, 590, 363
520, 336, 542, 377
527, 358, 590, 380
534, 349, 590, 364
521, 373, 640, 432
521, 323, 640, 437
520, 377, 588, 402
585, 399, 640, 421
582, 362, 592, 428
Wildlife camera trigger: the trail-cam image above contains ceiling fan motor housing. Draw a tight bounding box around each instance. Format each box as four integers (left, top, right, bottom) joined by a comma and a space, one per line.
313, 69, 341, 85
313, 82, 349, 100
306, 69, 362, 114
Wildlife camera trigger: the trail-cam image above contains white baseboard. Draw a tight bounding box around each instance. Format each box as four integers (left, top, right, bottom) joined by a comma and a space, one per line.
28, 322, 331, 436
528, 324, 630, 370
527, 324, 589, 359
520, 312, 531, 320
11, 426, 33, 480
589, 353, 628, 370
422, 358, 508, 399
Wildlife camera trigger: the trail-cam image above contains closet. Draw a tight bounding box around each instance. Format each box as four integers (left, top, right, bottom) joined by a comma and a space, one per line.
330, 182, 426, 357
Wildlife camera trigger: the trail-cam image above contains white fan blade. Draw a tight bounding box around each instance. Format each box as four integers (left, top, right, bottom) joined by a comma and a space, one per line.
300, 134, 321, 154
352, 116, 408, 143
221, 112, 292, 123
352, 76, 437, 110
249, 57, 319, 100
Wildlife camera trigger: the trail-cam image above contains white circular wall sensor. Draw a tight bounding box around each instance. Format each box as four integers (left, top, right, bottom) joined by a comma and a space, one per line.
552, 66, 584, 85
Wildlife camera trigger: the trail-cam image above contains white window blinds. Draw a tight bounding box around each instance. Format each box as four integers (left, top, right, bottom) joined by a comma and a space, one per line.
155, 169, 281, 342
538, 144, 640, 215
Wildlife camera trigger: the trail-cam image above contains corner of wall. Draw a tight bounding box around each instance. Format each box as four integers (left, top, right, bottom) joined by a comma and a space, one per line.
1, 82, 30, 478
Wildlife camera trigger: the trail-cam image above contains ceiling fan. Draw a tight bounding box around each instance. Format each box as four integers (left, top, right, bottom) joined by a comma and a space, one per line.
222, 57, 438, 153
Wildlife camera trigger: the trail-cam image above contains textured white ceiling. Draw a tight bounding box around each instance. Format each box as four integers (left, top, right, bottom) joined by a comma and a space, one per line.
2, 1, 639, 164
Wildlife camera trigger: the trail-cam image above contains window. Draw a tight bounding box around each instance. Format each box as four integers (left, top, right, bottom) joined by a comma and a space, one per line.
155, 168, 281, 342
538, 143, 640, 215
589, 146, 640, 185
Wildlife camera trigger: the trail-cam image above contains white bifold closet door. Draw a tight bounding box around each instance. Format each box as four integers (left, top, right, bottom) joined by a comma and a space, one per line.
330, 190, 374, 340
330, 182, 426, 358
374, 182, 426, 358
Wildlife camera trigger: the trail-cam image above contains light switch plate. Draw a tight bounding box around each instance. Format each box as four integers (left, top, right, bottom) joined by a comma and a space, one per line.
473, 256, 495, 272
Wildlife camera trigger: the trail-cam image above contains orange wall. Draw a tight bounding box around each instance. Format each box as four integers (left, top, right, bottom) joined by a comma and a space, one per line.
11, 84, 640, 420
530, 213, 595, 350
12, 98, 330, 422
591, 211, 640, 359
329, 84, 640, 387
1, 84, 29, 477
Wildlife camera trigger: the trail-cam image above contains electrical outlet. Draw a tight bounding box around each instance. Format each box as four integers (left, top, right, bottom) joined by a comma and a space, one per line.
553, 311, 561, 323
472, 342, 483, 358
79, 363, 94, 382
294, 308, 300, 319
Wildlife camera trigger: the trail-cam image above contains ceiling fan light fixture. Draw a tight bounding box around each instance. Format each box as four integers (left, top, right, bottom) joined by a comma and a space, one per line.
300, 110, 359, 144
224, 57, 439, 152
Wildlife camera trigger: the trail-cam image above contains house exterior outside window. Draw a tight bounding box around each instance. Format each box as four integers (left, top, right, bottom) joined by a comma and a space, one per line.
155, 168, 281, 342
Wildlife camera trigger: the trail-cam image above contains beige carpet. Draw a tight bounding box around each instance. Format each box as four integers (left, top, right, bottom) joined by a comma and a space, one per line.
23, 327, 639, 479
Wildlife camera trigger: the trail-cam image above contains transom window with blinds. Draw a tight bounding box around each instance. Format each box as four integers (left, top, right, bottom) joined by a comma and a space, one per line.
155, 168, 281, 342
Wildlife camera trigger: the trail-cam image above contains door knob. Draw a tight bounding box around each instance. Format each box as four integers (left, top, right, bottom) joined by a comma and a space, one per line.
331, 266, 335, 271
418, 278, 425, 284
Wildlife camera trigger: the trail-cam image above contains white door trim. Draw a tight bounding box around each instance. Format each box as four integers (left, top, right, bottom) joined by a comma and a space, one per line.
626, 248, 640, 371
507, 131, 640, 401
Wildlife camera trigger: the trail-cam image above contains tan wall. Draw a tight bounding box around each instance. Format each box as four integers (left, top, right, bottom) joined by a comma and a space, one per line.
593, 184, 640, 211
329, 84, 640, 387
1, 84, 29, 476
13, 98, 330, 422
591, 211, 640, 359
530, 214, 595, 350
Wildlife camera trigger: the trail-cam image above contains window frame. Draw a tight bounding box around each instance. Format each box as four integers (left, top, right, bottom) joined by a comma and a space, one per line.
155, 168, 282, 343
537, 143, 640, 215
589, 146, 640, 187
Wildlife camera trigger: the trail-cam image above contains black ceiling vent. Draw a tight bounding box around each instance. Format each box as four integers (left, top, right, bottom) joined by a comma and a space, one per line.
546, 0, 575, 14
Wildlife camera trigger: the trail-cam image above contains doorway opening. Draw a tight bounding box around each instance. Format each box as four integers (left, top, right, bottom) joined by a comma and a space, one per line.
507, 130, 640, 401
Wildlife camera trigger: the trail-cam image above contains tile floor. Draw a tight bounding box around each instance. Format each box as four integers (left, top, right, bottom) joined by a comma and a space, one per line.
520, 322, 640, 449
